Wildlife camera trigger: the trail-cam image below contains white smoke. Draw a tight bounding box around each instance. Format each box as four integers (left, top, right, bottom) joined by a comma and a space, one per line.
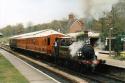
80, 0, 119, 20
69, 41, 85, 57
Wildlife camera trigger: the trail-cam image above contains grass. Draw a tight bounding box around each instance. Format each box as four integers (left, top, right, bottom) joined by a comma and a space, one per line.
0, 54, 29, 83
113, 51, 125, 60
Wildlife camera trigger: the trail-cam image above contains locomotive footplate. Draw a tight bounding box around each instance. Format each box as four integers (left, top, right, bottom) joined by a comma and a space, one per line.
80, 59, 105, 65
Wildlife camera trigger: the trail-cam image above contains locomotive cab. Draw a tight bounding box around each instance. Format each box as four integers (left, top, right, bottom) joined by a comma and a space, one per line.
57, 37, 73, 46
56, 37, 73, 58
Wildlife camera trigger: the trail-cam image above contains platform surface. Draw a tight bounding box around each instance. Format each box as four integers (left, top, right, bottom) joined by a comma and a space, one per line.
0, 49, 59, 83
96, 50, 125, 68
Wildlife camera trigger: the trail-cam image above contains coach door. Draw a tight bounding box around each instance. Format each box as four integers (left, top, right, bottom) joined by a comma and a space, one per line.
46, 36, 51, 55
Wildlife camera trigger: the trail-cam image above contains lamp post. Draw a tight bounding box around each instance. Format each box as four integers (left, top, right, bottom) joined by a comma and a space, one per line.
109, 28, 113, 56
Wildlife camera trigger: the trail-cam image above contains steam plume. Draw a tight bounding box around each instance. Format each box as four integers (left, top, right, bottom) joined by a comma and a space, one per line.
81, 0, 119, 20
68, 0, 119, 57
69, 41, 85, 57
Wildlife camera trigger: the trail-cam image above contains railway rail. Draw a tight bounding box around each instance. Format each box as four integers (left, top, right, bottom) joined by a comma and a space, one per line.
1, 45, 125, 83
0, 45, 91, 83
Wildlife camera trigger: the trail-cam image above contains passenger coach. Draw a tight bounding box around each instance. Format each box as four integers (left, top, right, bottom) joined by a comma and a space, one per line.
9, 29, 65, 55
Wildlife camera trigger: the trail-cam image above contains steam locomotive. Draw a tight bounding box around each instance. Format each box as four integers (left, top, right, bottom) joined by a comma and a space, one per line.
9, 29, 105, 72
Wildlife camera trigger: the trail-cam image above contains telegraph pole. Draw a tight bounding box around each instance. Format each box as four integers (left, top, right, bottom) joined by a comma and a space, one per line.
109, 28, 113, 56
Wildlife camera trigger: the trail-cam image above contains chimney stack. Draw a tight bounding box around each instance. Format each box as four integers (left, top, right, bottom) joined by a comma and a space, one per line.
68, 13, 75, 22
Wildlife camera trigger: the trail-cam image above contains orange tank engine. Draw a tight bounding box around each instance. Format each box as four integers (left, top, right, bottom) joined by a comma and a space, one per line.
9, 29, 65, 55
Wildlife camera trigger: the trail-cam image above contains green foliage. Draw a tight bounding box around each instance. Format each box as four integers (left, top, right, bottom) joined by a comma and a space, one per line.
91, 1, 125, 43
24, 20, 68, 33
0, 20, 68, 37
0, 24, 24, 37
114, 36, 123, 53
113, 52, 125, 60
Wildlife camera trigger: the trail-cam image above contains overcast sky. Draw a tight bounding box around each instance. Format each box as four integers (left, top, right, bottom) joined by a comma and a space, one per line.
0, 0, 83, 28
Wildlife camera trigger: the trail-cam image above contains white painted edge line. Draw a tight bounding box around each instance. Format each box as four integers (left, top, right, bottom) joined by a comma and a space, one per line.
7, 51, 61, 83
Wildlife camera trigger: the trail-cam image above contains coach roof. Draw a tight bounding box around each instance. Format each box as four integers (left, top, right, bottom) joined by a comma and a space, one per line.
10, 29, 66, 39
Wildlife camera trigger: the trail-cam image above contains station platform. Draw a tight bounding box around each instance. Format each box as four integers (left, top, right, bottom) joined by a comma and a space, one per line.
0, 48, 59, 83
96, 50, 125, 69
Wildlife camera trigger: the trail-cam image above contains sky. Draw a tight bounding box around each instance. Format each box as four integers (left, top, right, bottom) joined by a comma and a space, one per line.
0, 0, 83, 28
0, 0, 119, 28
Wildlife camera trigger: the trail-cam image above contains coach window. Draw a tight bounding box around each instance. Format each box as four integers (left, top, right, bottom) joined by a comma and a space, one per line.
47, 37, 50, 45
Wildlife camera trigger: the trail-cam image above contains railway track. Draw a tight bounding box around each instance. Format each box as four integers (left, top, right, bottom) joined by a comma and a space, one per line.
1, 45, 125, 83
95, 64, 125, 81
0, 45, 91, 83
90, 72, 125, 83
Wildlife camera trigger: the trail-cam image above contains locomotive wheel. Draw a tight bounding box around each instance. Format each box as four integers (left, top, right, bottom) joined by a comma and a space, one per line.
90, 65, 96, 72
63, 60, 68, 67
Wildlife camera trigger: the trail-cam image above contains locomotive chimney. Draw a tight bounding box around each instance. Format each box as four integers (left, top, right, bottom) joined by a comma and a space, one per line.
84, 30, 90, 44
84, 30, 88, 38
